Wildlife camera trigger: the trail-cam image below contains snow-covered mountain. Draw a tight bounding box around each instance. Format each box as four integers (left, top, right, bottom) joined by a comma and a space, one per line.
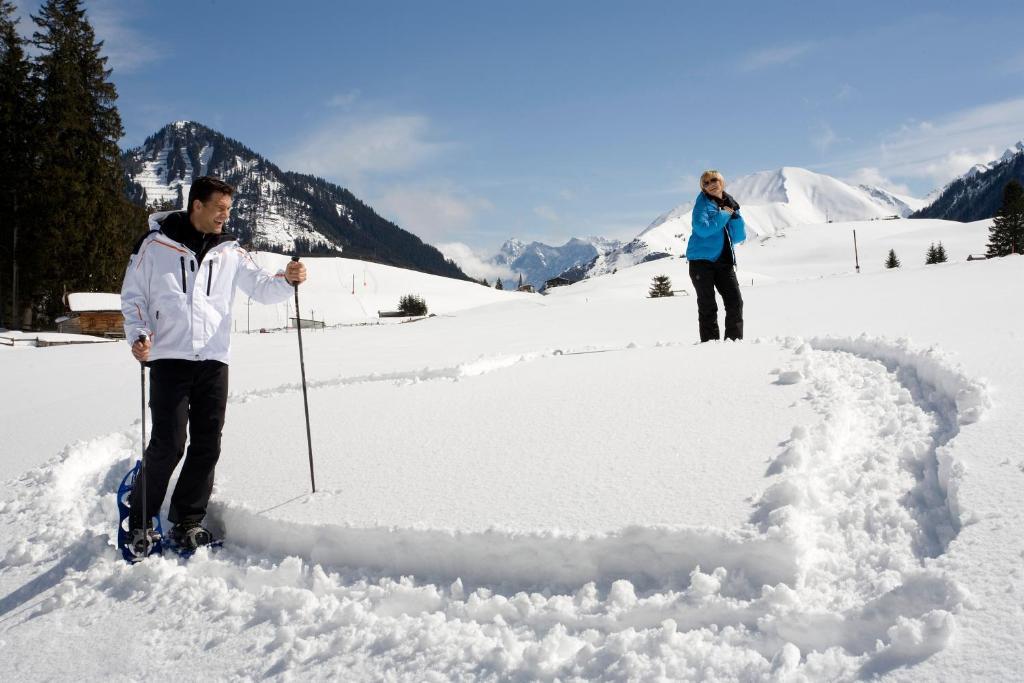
856, 184, 927, 217
492, 236, 622, 289
914, 141, 1024, 221
121, 121, 468, 280
729, 167, 920, 229
565, 167, 925, 281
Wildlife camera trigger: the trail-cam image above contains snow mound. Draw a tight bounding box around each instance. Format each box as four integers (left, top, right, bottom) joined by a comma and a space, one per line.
0, 336, 989, 679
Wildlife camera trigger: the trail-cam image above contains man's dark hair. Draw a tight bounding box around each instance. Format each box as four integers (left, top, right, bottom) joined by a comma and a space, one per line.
187, 176, 234, 214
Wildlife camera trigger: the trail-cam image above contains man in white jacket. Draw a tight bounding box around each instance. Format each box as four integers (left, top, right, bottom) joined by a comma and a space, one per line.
121, 176, 306, 557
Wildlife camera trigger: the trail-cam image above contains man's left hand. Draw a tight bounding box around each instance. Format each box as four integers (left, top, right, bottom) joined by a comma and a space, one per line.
285, 261, 307, 285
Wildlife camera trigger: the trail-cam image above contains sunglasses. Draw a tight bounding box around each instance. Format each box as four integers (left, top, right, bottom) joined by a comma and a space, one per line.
703, 178, 721, 187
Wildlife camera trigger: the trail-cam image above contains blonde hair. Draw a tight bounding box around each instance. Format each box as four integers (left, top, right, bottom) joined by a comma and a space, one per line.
699, 170, 724, 190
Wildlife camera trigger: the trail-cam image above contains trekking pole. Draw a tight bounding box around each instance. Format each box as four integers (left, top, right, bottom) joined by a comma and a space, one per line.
291, 256, 317, 493
138, 335, 149, 538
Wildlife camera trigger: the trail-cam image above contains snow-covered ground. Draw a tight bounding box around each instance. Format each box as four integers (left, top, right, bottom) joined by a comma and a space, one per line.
1, 217, 1022, 681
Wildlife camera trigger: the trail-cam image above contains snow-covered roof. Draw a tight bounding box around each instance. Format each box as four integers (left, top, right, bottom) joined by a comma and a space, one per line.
67, 293, 121, 312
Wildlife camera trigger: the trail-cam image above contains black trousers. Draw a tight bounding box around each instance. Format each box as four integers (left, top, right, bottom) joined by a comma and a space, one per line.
130, 359, 229, 529
688, 259, 744, 342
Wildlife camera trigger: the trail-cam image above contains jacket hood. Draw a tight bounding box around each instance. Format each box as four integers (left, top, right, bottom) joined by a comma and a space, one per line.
147, 210, 237, 250
147, 209, 182, 231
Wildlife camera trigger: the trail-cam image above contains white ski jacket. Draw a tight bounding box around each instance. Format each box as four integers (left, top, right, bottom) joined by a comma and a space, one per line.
121, 211, 294, 364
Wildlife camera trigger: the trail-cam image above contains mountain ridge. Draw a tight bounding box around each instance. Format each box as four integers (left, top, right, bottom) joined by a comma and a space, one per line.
121, 121, 469, 281
488, 236, 622, 289
912, 142, 1024, 221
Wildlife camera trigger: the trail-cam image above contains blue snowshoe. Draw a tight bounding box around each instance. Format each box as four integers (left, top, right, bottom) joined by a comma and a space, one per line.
116, 460, 163, 563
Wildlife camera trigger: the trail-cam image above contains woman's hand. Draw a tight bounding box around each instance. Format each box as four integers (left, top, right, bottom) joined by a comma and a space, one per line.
722, 206, 734, 215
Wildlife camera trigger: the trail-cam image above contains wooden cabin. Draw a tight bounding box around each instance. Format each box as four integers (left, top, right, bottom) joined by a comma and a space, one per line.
57, 293, 124, 338
542, 276, 572, 292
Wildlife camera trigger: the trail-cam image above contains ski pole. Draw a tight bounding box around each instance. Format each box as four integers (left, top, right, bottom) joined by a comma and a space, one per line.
138, 335, 148, 537
291, 256, 317, 493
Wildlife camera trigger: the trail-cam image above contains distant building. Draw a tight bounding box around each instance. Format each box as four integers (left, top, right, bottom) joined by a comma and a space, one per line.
517, 284, 536, 293
543, 276, 572, 291
290, 316, 326, 329
57, 293, 124, 337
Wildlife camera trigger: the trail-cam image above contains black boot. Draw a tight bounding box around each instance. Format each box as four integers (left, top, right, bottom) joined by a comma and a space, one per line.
169, 520, 214, 550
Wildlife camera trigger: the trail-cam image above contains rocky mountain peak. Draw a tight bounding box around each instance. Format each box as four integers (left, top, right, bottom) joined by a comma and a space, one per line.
121, 122, 469, 280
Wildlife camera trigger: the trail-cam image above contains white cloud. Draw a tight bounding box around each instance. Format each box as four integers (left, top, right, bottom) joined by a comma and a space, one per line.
13, 1, 162, 70
86, 0, 163, 74
533, 205, 560, 222
835, 83, 856, 101
739, 42, 814, 72
624, 174, 698, 199
912, 148, 998, 186
326, 91, 360, 108
827, 96, 1024, 191
282, 115, 448, 182
844, 167, 912, 196
373, 182, 492, 244
436, 242, 514, 283
675, 174, 700, 195
812, 124, 840, 153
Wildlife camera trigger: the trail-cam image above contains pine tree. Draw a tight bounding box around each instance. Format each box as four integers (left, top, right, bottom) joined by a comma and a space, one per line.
987, 179, 1024, 257
0, 0, 36, 328
885, 249, 900, 269
649, 274, 673, 297
925, 243, 938, 265
398, 294, 427, 316
935, 242, 948, 263
495, 278, 504, 290
28, 0, 143, 323
480, 278, 489, 287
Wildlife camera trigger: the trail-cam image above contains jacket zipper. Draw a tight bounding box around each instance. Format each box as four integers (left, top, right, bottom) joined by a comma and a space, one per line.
724, 224, 735, 265
207, 261, 214, 296
179, 256, 187, 293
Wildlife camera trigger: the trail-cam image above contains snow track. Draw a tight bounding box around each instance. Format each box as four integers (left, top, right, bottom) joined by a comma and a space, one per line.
0, 337, 989, 680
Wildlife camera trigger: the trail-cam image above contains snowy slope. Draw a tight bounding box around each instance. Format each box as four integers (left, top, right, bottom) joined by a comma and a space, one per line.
858, 184, 928, 217
2, 217, 1023, 680
721, 166, 926, 237
236, 253, 516, 329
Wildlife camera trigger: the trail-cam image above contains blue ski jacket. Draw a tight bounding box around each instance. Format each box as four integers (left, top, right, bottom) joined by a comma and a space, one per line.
686, 191, 747, 262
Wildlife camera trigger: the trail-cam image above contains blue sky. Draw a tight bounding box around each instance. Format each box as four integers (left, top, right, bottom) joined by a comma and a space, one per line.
15, 1, 1024, 260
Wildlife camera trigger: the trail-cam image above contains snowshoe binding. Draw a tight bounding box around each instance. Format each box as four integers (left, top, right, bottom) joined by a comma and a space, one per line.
116, 460, 164, 563
165, 521, 222, 558
127, 527, 161, 560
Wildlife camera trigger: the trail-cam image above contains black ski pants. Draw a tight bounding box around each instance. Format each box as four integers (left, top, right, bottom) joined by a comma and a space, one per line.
688, 259, 744, 342
130, 359, 229, 529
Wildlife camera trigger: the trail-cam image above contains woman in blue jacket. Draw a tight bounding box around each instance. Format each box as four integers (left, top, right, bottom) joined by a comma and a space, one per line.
687, 170, 746, 342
